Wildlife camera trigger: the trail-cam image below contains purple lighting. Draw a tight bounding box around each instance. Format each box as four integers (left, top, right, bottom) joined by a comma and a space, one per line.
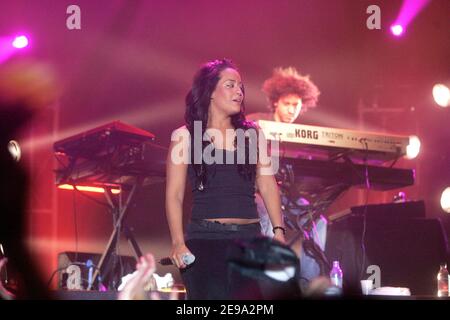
0, 34, 31, 64
391, 25, 404, 36
12, 35, 28, 49
390, 0, 431, 37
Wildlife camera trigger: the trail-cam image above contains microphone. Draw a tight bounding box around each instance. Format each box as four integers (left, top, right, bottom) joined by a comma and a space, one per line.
159, 253, 195, 266
86, 259, 94, 290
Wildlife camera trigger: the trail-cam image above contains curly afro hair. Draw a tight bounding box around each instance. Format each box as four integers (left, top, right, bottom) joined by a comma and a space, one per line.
262, 67, 320, 112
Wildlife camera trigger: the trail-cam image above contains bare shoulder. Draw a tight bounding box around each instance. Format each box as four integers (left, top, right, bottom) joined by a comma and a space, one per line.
171, 125, 189, 136
170, 126, 190, 140
169, 126, 191, 151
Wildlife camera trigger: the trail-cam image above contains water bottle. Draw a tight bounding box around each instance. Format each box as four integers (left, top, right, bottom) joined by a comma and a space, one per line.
330, 260, 343, 289
437, 263, 449, 297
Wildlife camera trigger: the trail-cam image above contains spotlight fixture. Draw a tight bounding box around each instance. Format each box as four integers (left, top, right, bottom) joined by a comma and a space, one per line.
7, 140, 21, 162
390, 24, 404, 36
406, 135, 420, 159
440, 187, 450, 213
432, 83, 450, 108
12, 35, 29, 49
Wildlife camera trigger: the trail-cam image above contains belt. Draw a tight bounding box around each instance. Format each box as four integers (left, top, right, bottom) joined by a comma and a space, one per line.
192, 219, 260, 232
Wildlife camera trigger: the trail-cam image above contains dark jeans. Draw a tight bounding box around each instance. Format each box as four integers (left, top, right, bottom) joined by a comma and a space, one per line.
181, 219, 261, 300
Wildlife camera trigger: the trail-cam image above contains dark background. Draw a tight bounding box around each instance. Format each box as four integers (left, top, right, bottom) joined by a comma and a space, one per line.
1, 0, 449, 288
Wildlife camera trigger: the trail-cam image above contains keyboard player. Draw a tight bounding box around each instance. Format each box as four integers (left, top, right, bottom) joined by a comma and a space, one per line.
247, 66, 327, 286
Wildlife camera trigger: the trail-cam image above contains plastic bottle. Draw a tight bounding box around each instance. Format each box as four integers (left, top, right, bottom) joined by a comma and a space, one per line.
330, 260, 343, 289
437, 263, 449, 297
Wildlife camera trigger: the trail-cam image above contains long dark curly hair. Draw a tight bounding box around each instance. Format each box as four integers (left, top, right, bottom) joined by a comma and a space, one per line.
184, 59, 257, 190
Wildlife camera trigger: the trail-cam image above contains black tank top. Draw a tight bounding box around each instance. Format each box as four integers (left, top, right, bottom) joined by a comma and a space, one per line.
187, 149, 258, 220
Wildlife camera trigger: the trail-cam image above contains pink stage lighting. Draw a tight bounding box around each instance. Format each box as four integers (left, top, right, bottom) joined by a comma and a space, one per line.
390, 25, 404, 37
12, 35, 29, 49
390, 0, 431, 37
433, 84, 450, 108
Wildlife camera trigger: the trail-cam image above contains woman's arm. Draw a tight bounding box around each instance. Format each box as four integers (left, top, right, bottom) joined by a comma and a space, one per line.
165, 127, 192, 268
255, 132, 286, 244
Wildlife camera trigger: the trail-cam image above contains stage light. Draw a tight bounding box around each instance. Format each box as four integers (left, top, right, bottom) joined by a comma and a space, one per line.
58, 184, 121, 194
441, 187, 450, 213
390, 0, 431, 38
432, 84, 450, 108
7, 140, 21, 162
0, 34, 31, 63
390, 24, 404, 36
406, 135, 420, 159
12, 35, 28, 49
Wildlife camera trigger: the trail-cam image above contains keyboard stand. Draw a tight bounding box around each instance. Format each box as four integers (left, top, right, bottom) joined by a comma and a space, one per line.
88, 176, 144, 290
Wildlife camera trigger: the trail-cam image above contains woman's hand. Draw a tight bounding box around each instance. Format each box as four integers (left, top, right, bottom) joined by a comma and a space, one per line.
273, 230, 286, 245
171, 243, 193, 269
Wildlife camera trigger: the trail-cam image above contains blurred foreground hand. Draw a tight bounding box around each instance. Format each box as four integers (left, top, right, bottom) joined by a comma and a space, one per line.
0, 58, 60, 139
118, 253, 178, 300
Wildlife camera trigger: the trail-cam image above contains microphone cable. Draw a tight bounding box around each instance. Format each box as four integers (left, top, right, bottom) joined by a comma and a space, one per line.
359, 140, 371, 280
